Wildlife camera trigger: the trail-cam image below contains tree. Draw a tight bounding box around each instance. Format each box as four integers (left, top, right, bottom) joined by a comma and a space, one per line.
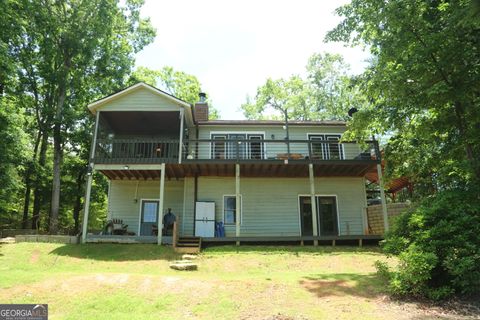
4, 0, 155, 233
241, 52, 366, 121
326, 0, 480, 186
0, 98, 31, 227
129, 66, 220, 119
326, 0, 480, 300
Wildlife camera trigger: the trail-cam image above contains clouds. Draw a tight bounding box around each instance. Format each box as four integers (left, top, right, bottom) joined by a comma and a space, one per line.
136, 0, 370, 119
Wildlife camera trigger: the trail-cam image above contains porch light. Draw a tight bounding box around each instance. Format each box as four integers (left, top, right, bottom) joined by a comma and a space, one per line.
86, 164, 93, 176
107, 133, 115, 139
123, 165, 129, 170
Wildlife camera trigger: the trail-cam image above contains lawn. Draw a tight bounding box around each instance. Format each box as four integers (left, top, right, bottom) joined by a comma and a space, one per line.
0, 243, 459, 319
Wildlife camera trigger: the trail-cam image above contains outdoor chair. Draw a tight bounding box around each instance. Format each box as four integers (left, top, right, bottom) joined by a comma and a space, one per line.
113, 219, 128, 235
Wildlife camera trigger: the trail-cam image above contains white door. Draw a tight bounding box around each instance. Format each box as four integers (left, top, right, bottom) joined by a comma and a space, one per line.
195, 202, 215, 220
195, 220, 215, 237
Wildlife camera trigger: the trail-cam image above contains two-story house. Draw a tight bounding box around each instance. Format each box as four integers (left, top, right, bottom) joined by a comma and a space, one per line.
81, 82, 385, 247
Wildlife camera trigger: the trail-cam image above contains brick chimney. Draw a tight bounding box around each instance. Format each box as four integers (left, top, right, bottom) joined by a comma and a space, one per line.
194, 92, 209, 121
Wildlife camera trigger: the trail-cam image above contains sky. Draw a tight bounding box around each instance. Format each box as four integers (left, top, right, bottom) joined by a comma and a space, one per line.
135, 0, 370, 120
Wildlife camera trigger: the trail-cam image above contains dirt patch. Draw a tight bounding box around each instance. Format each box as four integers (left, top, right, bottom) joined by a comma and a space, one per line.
0, 273, 215, 303
29, 249, 40, 263
300, 279, 356, 298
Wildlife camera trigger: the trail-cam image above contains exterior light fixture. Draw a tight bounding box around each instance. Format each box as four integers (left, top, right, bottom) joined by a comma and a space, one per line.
86, 164, 93, 176
123, 165, 129, 170
348, 107, 358, 117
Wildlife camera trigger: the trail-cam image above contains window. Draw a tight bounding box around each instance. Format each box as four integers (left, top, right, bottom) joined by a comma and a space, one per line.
211, 133, 265, 160
248, 135, 264, 159
308, 134, 343, 160
142, 201, 158, 223
223, 195, 241, 225
212, 135, 226, 159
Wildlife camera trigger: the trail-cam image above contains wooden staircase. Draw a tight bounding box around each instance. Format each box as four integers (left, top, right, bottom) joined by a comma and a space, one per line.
172, 222, 201, 253
174, 236, 202, 254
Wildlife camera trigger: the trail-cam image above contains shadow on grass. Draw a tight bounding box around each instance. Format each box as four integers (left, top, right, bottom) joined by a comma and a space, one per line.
50, 244, 181, 261
203, 245, 383, 256
300, 273, 388, 299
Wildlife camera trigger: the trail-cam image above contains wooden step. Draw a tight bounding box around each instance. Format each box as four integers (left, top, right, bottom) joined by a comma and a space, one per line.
169, 260, 198, 271
174, 236, 201, 254
176, 242, 200, 246
174, 246, 201, 254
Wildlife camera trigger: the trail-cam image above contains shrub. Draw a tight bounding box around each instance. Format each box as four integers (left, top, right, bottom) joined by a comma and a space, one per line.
378, 187, 480, 300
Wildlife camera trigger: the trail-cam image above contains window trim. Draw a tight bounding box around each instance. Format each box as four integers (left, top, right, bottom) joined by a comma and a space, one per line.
297, 194, 341, 236
307, 133, 345, 160
222, 194, 243, 225
209, 131, 266, 160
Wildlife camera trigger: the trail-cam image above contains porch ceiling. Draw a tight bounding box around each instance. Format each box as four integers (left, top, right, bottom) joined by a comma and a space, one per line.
99, 162, 377, 180
100, 111, 180, 135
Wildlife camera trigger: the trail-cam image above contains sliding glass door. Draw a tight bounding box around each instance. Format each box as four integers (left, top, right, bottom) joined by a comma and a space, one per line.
308, 134, 344, 160
299, 196, 339, 236
211, 133, 264, 159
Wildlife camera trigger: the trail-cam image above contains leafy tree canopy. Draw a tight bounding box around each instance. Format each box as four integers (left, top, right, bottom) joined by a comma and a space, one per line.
326, 0, 480, 188
241, 52, 367, 121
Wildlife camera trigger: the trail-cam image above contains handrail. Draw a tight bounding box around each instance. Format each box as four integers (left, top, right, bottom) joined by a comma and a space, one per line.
186, 139, 375, 144
172, 221, 178, 248
93, 138, 379, 163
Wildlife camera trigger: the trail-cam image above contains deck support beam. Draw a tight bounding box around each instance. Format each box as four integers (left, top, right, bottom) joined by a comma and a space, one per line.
157, 163, 166, 245
81, 111, 100, 244
309, 163, 319, 246
235, 163, 241, 245
178, 109, 184, 164
81, 174, 93, 243
376, 163, 389, 232
235, 163, 242, 246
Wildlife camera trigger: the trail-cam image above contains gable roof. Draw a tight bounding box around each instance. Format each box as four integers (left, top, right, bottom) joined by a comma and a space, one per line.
87, 82, 192, 115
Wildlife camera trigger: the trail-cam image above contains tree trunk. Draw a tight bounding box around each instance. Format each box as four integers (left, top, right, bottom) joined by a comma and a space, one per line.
453, 101, 480, 181
49, 82, 67, 234
73, 171, 85, 234
21, 131, 42, 229
32, 132, 48, 230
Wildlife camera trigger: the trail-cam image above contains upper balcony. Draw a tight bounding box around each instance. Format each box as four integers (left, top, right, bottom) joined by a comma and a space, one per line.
93, 137, 380, 165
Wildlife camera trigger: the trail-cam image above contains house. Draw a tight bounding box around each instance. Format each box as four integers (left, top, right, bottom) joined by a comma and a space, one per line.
81, 82, 387, 246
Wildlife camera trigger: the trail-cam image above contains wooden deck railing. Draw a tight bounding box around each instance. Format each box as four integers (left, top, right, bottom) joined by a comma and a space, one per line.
93, 138, 380, 164
94, 138, 180, 164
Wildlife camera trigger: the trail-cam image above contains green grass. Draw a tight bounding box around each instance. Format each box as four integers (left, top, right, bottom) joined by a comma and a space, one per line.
0, 243, 405, 320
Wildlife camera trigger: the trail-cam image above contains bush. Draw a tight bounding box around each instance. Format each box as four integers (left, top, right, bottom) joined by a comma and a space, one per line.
378, 187, 480, 300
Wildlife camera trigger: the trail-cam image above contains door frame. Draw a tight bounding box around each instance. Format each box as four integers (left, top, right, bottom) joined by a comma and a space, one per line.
209, 131, 266, 160
138, 198, 160, 236
297, 194, 341, 236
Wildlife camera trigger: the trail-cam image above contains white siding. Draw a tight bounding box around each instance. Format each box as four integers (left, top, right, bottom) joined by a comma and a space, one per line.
108, 180, 184, 235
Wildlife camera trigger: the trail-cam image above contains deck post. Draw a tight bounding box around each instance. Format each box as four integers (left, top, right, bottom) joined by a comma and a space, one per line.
158, 163, 166, 245
235, 163, 241, 245
81, 111, 101, 244
309, 164, 319, 246
178, 109, 184, 164
81, 173, 93, 243
376, 163, 389, 233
